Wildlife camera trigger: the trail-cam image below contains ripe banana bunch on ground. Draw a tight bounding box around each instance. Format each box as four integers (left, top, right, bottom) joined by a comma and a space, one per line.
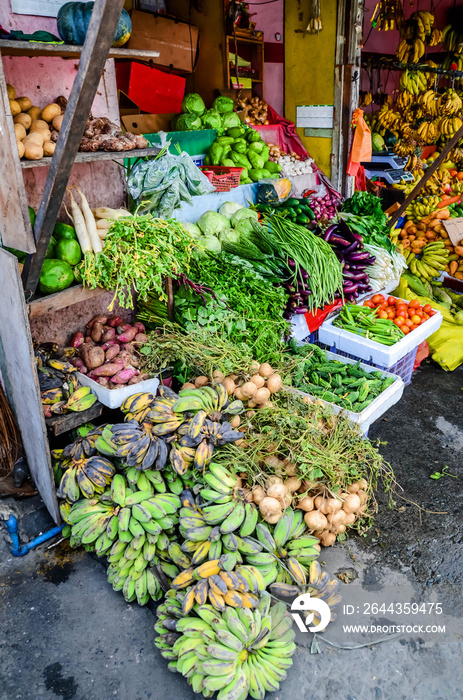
439, 116, 463, 139
405, 242, 450, 281
155, 594, 296, 700
405, 195, 441, 222
439, 89, 463, 116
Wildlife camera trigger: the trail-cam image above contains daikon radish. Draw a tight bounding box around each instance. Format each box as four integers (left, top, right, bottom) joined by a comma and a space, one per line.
66, 189, 91, 253
75, 187, 102, 253
92, 207, 130, 220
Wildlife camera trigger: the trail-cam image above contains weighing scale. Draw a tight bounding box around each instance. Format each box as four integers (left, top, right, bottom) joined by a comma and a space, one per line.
361, 152, 414, 184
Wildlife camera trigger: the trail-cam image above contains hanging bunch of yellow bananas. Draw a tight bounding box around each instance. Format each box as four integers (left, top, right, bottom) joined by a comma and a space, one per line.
416, 120, 440, 143
370, 0, 404, 31
359, 91, 373, 107
438, 115, 463, 139
438, 89, 463, 116
396, 11, 438, 64
420, 89, 440, 117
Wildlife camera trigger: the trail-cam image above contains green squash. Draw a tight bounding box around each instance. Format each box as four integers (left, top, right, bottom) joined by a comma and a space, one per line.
44, 236, 57, 260
57, 2, 131, 47
55, 239, 81, 267
54, 222, 77, 240
39, 259, 74, 294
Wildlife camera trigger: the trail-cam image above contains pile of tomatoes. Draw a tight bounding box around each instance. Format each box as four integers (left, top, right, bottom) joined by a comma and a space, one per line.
363, 294, 436, 335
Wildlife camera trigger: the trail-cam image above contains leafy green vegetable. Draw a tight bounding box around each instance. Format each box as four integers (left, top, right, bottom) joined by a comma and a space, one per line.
201, 109, 222, 130
197, 211, 230, 236
176, 113, 202, 131
213, 95, 235, 114
218, 201, 245, 219
219, 227, 240, 244
198, 235, 222, 253
181, 222, 202, 238
341, 191, 385, 223
230, 207, 259, 227
221, 112, 242, 129
181, 93, 206, 115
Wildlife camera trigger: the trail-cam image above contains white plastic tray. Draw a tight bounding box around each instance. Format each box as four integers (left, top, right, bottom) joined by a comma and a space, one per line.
292, 351, 404, 435
318, 297, 442, 368
76, 372, 159, 409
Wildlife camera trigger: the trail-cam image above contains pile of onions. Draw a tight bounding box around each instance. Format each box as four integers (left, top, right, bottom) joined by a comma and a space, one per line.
297, 478, 369, 546
252, 474, 301, 523
322, 220, 376, 302
308, 191, 341, 221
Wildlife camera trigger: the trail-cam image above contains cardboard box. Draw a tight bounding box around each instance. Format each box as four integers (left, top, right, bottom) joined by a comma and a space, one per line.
127, 11, 199, 74
121, 112, 175, 135
116, 60, 185, 114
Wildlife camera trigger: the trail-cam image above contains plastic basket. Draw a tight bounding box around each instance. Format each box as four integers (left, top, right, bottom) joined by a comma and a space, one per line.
327, 346, 417, 386
76, 373, 159, 409
200, 166, 243, 192
292, 351, 404, 435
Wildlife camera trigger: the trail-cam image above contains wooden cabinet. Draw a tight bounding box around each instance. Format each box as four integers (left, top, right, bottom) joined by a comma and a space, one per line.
226, 35, 264, 99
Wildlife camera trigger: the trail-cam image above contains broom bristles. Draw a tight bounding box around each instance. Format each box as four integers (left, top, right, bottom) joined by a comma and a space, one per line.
0, 382, 22, 477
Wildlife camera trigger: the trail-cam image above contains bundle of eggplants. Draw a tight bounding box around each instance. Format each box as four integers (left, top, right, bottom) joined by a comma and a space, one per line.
283, 265, 312, 318
323, 220, 375, 302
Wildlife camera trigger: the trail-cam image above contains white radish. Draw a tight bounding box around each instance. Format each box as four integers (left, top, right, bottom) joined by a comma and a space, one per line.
75, 187, 102, 253
92, 207, 130, 220
66, 189, 91, 253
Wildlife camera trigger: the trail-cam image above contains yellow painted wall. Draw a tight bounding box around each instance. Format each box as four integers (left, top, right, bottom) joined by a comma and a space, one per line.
284, 0, 338, 176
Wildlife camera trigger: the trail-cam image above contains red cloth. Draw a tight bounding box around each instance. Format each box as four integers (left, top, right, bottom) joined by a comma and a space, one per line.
354, 166, 368, 192
266, 104, 309, 159
305, 299, 344, 333
413, 341, 429, 370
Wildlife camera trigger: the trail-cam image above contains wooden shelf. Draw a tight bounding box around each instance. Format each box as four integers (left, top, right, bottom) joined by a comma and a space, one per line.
20, 146, 161, 169
0, 39, 160, 61
27, 285, 109, 319
45, 400, 104, 436
231, 77, 262, 83
227, 35, 264, 45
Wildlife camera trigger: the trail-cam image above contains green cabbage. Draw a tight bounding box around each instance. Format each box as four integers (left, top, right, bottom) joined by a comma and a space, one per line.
201, 109, 222, 130
234, 219, 254, 238
197, 211, 230, 236
218, 201, 245, 219
221, 112, 242, 130
198, 235, 222, 253
176, 113, 202, 131
219, 227, 240, 244
231, 207, 259, 228
213, 96, 235, 114
182, 93, 206, 115
181, 222, 202, 238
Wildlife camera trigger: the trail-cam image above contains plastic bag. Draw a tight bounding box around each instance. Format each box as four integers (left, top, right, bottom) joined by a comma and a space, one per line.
256, 178, 292, 204
347, 109, 372, 178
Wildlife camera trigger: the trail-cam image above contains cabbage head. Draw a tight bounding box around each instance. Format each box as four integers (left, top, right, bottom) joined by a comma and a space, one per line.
197, 211, 230, 236
218, 201, 245, 219
221, 112, 242, 130
176, 113, 202, 131
219, 227, 240, 244
181, 221, 202, 238
231, 207, 259, 228
233, 219, 253, 238
182, 93, 206, 116
213, 96, 235, 114
201, 109, 222, 131
198, 235, 222, 253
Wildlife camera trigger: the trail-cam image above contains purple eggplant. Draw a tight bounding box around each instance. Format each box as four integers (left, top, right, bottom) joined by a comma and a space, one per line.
343, 270, 368, 281
343, 282, 359, 293
349, 251, 371, 261
352, 233, 364, 244
295, 307, 309, 314
330, 234, 352, 247
344, 240, 359, 254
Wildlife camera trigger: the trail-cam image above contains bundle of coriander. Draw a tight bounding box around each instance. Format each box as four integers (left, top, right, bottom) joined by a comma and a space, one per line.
78, 214, 197, 310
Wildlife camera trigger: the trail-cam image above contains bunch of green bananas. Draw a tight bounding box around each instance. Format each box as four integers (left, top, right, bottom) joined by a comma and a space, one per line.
155, 593, 296, 700
399, 70, 428, 95
405, 195, 441, 222
405, 241, 450, 281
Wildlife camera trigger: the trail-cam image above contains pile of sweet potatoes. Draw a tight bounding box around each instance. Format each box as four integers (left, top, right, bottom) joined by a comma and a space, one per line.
70, 314, 150, 389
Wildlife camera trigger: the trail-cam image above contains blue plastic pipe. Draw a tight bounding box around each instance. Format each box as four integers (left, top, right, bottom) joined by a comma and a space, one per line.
5, 514, 63, 557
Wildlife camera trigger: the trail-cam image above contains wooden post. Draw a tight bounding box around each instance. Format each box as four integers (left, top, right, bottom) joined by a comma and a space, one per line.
388, 123, 463, 229
22, 0, 125, 300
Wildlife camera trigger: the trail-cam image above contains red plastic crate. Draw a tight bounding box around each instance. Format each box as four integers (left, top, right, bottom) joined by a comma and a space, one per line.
116, 61, 186, 114
200, 166, 243, 192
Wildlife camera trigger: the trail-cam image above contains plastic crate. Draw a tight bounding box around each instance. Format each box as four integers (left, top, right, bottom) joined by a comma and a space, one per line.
200, 166, 243, 192
327, 345, 417, 386
76, 373, 159, 409
292, 351, 404, 435
145, 130, 217, 156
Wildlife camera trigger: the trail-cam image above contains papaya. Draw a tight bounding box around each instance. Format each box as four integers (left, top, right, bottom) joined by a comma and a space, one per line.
39, 259, 74, 294
55, 239, 81, 266
44, 236, 57, 259
54, 222, 77, 240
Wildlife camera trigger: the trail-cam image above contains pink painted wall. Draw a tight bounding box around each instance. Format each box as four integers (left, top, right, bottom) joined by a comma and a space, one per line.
1, 2, 125, 216
250, 0, 284, 115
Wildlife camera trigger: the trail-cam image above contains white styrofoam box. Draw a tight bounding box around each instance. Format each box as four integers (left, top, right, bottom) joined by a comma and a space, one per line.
77, 373, 159, 409
319, 299, 442, 368
292, 351, 404, 435
290, 313, 310, 342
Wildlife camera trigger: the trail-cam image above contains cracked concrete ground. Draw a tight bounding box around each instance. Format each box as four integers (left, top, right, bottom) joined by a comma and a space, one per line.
0, 359, 462, 700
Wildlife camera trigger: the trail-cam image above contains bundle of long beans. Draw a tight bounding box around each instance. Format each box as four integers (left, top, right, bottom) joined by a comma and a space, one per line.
0, 383, 22, 477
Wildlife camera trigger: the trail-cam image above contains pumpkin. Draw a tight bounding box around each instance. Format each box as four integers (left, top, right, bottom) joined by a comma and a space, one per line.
57, 2, 131, 47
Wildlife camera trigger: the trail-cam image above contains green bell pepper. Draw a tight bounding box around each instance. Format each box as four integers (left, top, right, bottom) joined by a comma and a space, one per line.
210, 142, 224, 166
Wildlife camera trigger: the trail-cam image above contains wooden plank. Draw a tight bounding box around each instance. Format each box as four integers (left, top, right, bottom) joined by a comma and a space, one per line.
22, 0, 127, 301
20, 146, 161, 169
0, 40, 159, 61
387, 123, 463, 228
0, 50, 35, 253
46, 401, 104, 436
0, 248, 59, 522
27, 285, 108, 320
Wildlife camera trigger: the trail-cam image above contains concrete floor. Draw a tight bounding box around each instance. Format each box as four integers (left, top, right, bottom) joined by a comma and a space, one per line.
1, 359, 462, 700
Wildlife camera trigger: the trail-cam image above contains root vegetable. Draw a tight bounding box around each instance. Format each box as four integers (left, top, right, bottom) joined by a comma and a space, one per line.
314, 496, 330, 515
258, 363, 273, 378
298, 496, 314, 511
17, 140, 25, 158
326, 498, 342, 514
264, 512, 283, 524
23, 142, 43, 160
247, 399, 258, 408
347, 482, 360, 493
91, 322, 104, 343
222, 377, 236, 395
16, 96, 32, 112
107, 316, 123, 328
259, 497, 282, 519
7, 84, 15, 100
27, 106, 41, 121
195, 375, 209, 388
89, 362, 125, 378
75, 186, 102, 254
357, 489, 368, 506
249, 361, 260, 373
14, 113, 31, 130
344, 512, 356, 525
241, 381, 257, 398
67, 189, 92, 253
10, 100, 21, 116
82, 346, 105, 370
279, 494, 292, 509
342, 493, 361, 513
327, 510, 346, 528
14, 124, 27, 141
41, 103, 61, 123
71, 331, 85, 348
133, 322, 145, 333
212, 370, 224, 384
266, 475, 283, 486
304, 510, 328, 531
52, 114, 64, 131
105, 346, 120, 363
117, 327, 138, 343
101, 327, 116, 342
250, 374, 265, 388
25, 132, 45, 147
284, 477, 301, 492
337, 524, 346, 534
319, 531, 336, 547
252, 486, 266, 504
266, 482, 289, 501
134, 333, 148, 345
266, 373, 282, 393
70, 357, 87, 373
43, 141, 56, 156
230, 415, 241, 428
30, 119, 49, 132
245, 410, 255, 418
112, 368, 138, 384
128, 373, 150, 385
96, 377, 109, 387
234, 386, 245, 400
253, 387, 270, 404
182, 382, 196, 390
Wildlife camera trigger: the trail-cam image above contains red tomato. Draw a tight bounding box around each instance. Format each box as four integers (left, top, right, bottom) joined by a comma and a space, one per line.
405, 319, 413, 327
388, 310, 396, 319
372, 294, 385, 305
396, 305, 407, 316
396, 315, 406, 324
409, 324, 418, 331
423, 304, 432, 313
401, 326, 410, 334
394, 298, 404, 306
378, 310, 388, 319
363, 300, 374, 308
428, 309, 436, 316
409, 299, 420, 309
387, 296, 396, 306
419, 317, 427, 325
394, 318, 404, 327
408, 309, 416, 318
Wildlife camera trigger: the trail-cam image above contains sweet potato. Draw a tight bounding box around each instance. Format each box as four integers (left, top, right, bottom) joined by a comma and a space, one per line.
116, 324, 131, 335
84, 336, 94, 344
87, 314, 108, 330
118, 326, 138, 342
89, 362, 123, 378
71, 331, 84, 348
128, 372, 150, 385
107, 316, 123, 328
436, 209, 450, 219
450, 261, 458, 275
96, 377, 109, 387
134, 333, 148, 345
82, 345, 105, 370
101, 327, 116, 342
91, 322, 104, 343
70, 357, 87, 373
101, 339, 120, 351
105, 345, 120, 363
115, 350, 134, 367
112, 367, 138, 384
134, 321, 145, 333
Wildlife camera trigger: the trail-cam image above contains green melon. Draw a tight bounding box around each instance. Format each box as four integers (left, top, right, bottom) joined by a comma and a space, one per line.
55, 239, 81, 266
39, 259, 74, 294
